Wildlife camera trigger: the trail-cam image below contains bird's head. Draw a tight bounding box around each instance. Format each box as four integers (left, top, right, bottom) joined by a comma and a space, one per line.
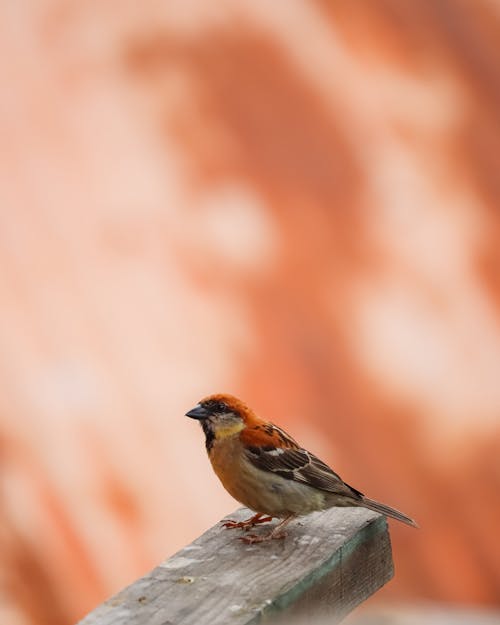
185, 393, 254, 450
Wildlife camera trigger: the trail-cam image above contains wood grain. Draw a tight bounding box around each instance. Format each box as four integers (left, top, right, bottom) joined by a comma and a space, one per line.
77, 507, 394, 625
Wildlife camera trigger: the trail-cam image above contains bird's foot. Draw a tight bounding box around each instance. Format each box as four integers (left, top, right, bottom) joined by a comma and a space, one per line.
221, 513, 273, 531
238, 513, 295, 544
239, 531, 288, 544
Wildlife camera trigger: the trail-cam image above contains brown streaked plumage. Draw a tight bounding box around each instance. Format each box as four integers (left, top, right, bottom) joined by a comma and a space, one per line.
186, 393, 418, 543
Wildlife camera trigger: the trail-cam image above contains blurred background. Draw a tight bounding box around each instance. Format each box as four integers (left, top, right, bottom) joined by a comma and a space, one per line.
1, 1, 500, 624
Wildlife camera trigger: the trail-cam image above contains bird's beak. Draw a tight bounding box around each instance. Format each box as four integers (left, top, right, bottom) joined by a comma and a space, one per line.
185, 404, 210, 420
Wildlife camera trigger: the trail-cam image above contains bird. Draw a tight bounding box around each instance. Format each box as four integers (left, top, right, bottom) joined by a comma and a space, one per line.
186, 393, 418, 543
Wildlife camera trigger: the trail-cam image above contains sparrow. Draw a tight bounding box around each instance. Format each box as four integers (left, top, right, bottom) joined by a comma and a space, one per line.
186, 393, 418, 543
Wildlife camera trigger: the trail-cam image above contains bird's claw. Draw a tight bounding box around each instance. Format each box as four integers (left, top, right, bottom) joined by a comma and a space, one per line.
221, 519, 246, 530
221, 515, 273, 531
239, 531, 288, 544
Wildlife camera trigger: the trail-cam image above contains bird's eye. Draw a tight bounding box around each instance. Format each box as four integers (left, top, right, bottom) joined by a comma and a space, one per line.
216, 402, 227, 412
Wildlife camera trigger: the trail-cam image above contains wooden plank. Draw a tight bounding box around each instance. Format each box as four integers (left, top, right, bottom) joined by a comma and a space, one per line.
77, 507, 394, 625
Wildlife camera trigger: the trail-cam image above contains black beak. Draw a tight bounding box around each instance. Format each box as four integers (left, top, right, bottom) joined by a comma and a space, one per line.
185, 404, 210, 420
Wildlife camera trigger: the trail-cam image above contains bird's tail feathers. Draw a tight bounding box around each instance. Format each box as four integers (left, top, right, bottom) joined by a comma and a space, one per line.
361, 497, 418, 528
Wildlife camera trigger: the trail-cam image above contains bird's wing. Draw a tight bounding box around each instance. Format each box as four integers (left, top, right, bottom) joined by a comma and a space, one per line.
243, 425, 363, 500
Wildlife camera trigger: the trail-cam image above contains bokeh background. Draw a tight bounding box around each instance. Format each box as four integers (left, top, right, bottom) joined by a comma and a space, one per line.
1, 1, 500, 624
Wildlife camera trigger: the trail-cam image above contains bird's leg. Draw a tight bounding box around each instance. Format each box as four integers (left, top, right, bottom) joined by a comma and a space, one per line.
240, 514, 296, 544
221, 512, 273, 531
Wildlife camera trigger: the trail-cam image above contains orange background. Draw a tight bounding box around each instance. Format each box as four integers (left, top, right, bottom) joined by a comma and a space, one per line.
1, 2, 499, 624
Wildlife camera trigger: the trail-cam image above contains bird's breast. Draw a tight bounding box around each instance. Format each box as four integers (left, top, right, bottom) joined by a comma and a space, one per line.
208, 436, 326, 517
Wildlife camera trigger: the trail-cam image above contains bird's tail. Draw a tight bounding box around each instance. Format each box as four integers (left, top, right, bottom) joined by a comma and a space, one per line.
360, 497, 418, 528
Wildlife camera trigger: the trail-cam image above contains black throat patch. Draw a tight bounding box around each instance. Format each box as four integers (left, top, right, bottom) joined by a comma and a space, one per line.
201, 420, 215, 452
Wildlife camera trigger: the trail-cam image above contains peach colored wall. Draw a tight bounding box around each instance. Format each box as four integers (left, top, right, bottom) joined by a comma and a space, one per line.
0, 2, 499, 624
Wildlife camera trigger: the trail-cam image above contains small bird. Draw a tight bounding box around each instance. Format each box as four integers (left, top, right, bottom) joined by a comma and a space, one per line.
186, 393, 418, 543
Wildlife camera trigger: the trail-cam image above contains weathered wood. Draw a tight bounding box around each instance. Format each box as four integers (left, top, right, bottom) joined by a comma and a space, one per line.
77, 507, 394, 625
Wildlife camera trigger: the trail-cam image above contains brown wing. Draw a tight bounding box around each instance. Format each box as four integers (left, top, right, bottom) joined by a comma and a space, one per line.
244, 429, 363, 500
